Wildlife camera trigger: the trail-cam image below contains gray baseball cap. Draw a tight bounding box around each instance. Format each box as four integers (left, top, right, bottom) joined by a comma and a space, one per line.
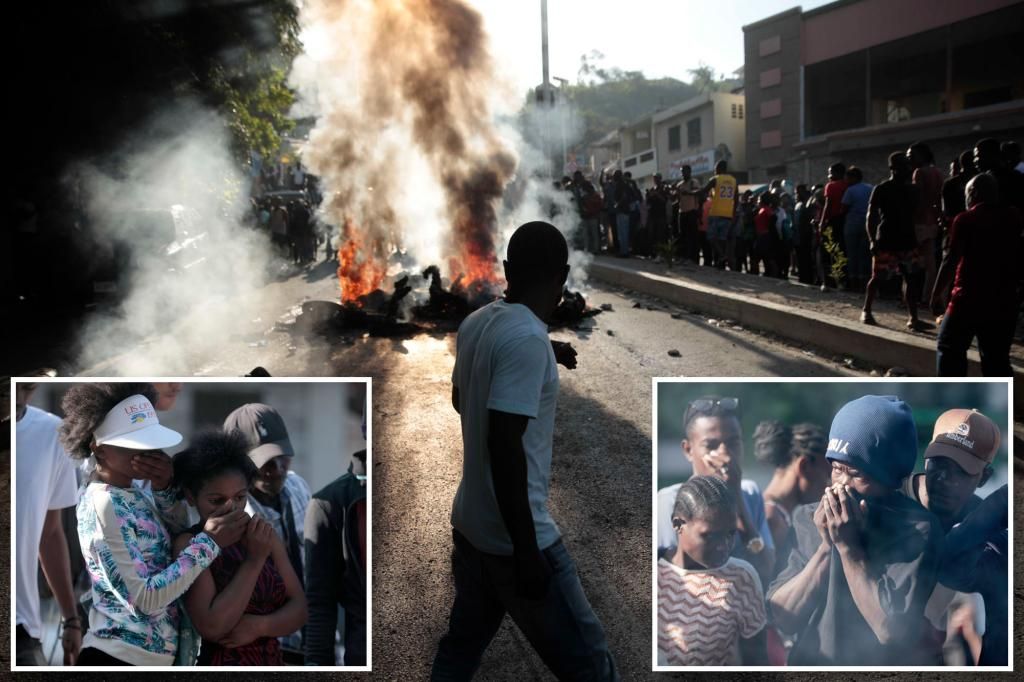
223, 403, 294, 468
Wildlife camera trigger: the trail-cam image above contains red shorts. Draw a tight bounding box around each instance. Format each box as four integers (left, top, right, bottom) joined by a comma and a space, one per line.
872, 248, 923, 279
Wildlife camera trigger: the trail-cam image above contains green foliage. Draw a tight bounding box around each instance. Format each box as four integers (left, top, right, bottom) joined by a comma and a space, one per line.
687, 62, 728, 94
563, 77, 699, 145
204, 1, 301, 163
146, 0, 301, 164
547, 52, 742, 148
656, 236, 678, 269
214, 63, 296, 163
821, 225, 848, 289
576, 50, 643, 86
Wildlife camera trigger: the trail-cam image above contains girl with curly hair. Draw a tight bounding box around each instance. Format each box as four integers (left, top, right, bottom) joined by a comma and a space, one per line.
61, 383, 249, 666
172, 430, 306, 665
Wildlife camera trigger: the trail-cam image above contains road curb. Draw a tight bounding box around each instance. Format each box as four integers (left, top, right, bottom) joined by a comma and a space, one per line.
590, 259, 1021, 386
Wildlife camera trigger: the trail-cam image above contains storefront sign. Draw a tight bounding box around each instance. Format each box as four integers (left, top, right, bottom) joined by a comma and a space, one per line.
668, 149, 714, 178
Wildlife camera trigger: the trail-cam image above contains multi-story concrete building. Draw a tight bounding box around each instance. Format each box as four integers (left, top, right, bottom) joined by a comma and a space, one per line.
590, 91, 748, 186
744, 0, 1024, 185
654, 92, 747, 182
589, 129, 622, 178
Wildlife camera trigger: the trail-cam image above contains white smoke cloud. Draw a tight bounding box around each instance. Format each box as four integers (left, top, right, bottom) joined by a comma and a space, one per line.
290, 0, 592, 301
70, 102, 275, 375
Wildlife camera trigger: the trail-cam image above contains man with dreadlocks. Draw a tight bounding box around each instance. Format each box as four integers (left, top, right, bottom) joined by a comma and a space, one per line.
658, 476, 768, 666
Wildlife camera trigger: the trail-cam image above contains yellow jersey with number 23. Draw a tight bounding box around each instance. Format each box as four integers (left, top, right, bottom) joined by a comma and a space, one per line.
708, 174, 737, 219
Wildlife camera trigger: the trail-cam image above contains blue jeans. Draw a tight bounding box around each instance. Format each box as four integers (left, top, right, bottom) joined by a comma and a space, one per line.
844, 217, 870, 280
615, 213, 630, 255
431, 530, 618, 681
706, 215, 733, 242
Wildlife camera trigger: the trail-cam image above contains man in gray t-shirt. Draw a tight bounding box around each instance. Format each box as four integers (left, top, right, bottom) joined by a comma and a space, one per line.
432, 221, 618, 681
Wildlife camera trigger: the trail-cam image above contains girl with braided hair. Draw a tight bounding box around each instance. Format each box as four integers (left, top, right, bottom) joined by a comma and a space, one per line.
657, 476, 767, 666
754, 421, 830, 581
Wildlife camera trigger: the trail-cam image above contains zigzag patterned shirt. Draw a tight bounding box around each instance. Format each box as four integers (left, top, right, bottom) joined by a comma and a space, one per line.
657, 557, 766, 666
77, 482, 220, 666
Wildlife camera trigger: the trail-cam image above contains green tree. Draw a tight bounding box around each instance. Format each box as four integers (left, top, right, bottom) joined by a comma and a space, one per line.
687, 62, 726, 94
194, 1, 302, 163
526, 54, 742, 153
213, 61, 297, 163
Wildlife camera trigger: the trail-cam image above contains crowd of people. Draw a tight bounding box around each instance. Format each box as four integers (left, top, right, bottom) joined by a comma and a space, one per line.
563, 138, 1022, 376
253, 161, 312, 198
657, 394, 1007, 667
248, 195, 329, 266
14, 381, 366, 667
247, 163, 332, 266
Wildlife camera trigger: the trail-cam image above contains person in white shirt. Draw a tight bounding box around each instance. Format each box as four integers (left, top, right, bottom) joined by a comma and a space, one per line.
432, 221, 618, 681
656, 397, 776, 587
14, 378, 81, 666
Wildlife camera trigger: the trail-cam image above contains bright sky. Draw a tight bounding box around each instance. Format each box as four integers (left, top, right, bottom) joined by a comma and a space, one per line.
474, 0, 832, 93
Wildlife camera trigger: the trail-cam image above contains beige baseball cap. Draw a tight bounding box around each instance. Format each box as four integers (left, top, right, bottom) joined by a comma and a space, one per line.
924, 408, 1000, 476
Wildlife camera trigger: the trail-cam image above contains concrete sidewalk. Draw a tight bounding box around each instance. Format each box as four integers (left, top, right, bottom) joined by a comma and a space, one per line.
588, 256, 1022, 385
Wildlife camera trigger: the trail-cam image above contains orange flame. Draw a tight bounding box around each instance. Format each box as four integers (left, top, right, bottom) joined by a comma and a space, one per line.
337, 217, 387, 306
448, 245, 503, 299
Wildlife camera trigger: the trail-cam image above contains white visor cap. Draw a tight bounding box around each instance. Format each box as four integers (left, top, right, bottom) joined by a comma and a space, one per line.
93, 394, 182, 451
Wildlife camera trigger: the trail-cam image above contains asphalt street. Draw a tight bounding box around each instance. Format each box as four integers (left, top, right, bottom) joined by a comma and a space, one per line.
362, 286, 854, 680
21, 262, 1021, 679
67, 260, 853, 678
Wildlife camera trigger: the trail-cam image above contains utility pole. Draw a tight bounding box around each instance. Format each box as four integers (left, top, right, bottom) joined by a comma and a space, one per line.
541, 0, 550, 88
537, 0, 558, 175
553, 76, 569, 174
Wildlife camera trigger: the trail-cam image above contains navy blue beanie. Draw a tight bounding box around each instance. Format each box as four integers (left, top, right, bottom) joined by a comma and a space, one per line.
825, 395, 917, 489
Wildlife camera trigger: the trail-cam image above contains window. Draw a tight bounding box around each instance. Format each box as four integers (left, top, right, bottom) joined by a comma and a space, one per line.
951, 5, 1024, 112
885, 101, 911, 123
624, 157, 637, 168
687, 118, 701, 147
640, 151, 655, 163
869, 27, 946, 126
738, 104, 744, 119
668, 125, 681, 152
805, 50, 867, 135
731, 103, 746, 119
731, 104, 737, 118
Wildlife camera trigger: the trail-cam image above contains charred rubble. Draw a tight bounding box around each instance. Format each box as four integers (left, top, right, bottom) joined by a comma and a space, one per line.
292, 265, 600, 340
